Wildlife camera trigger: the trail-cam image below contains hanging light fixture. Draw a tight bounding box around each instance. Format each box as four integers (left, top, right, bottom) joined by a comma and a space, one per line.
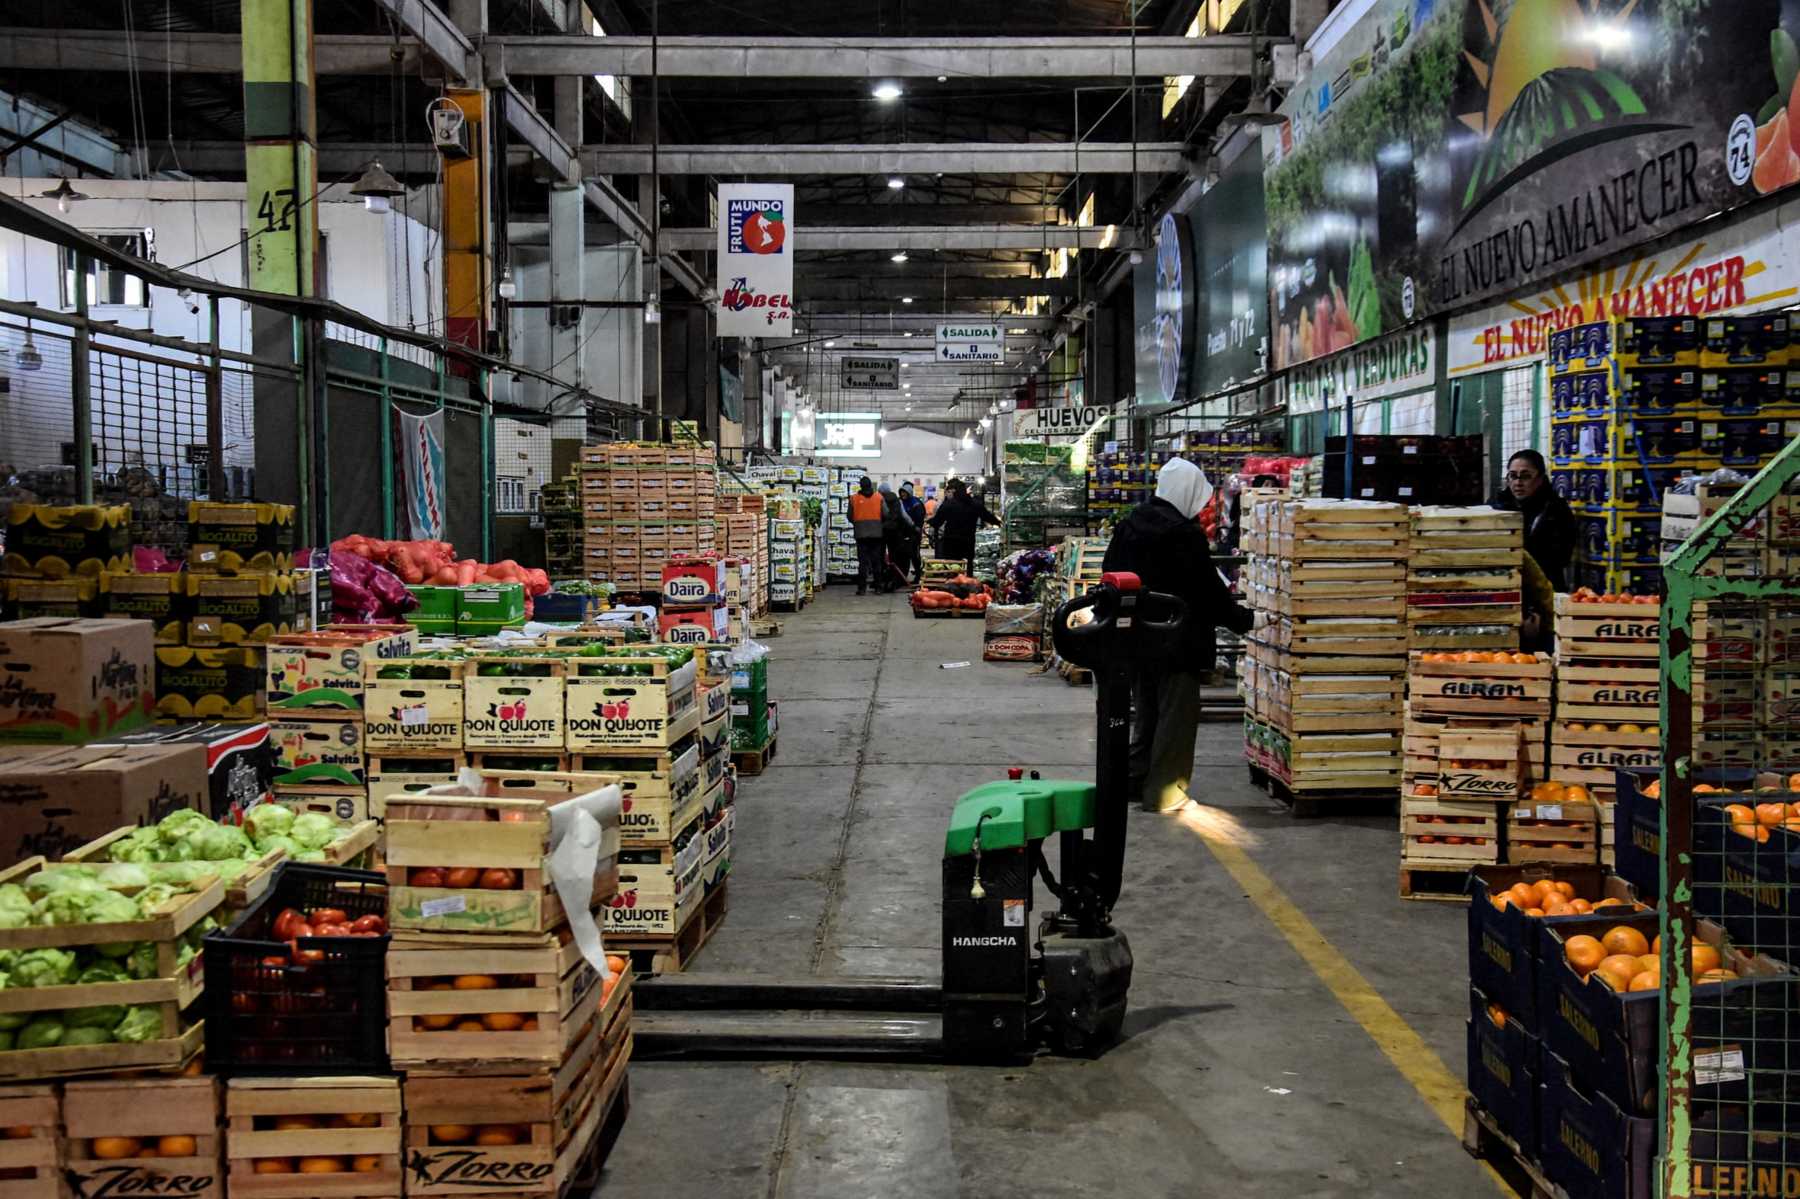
886, 176, 906, 191
351, 159, 404, 214
16, 331, 43, 372
979, 416, 991, 429
497, 268, 517, 300
891, 251, 908, 263
40, 177, 87, 215
643, 298, 662, 325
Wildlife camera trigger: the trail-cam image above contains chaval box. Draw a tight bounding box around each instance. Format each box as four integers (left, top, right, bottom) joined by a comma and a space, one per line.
662, 558, 728, 606
0, 616, 154, 744
265, 626, 417, 714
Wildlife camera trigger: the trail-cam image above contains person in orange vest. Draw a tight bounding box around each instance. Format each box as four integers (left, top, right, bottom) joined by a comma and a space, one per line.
846, 476, 887, 595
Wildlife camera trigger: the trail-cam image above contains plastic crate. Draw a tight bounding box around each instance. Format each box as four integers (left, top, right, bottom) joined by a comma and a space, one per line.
202, 862, 390, 1076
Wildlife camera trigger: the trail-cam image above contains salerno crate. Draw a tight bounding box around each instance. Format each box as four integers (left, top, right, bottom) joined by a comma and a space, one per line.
387, 930, 607, 1072
0, 855, 217, 1080
0, 1083, 62, 1199
63, 1075, 223, 1199
224, 1076, 401, 1198
384, 780, 619, 936
363, 658, 465, 752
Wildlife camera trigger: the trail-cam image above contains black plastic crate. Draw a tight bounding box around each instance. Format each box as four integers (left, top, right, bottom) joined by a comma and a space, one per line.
202, 861, 390, 1076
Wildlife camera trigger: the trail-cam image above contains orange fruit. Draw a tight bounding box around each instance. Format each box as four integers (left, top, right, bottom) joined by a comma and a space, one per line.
1699, 969, 1740, 983
1595, 955, 1640, 992
1552, 882, 1576, 899
453, 975, 499, 990
430, 1126, 473, 1145
353, 1156, 383, 1173
1603, 926, 1651, 958
1541, 893, 1571, 915
1629, 971, 1661, 992
1693, 944, 1723, 976
157, 1136, 197, 1157
417, 1012, 456, 1030
254, 1159, 295, 1174
1565, 935, 1607, 976
481, 1012, 526, 1032
1732, 821, 1761, 841
1491, 895, 1510, 911
272, 1117, 317, 1132
1565, 784, 1591, 803
1725, 804, 1756, 824
1636, 954, 1659, 975
1592, 897, 1627, 910
454, 1020, 486, 1032
1530, 880, 1560, 906
1653, 935, 1661, 953
1487, 1003, 1507, 1028
475, 1126, 522, 1146
1568, 898, 1593, 914
337, 1113, 379, 1129
91, 1138, 142, 1160
1790, 772, 1800, 791
1525, 907, 1546, 917
520, 1017, 539, 1032
1757, 802, 1788, 827
298, 1158, 346, 1174
1507, 883, 1537, 909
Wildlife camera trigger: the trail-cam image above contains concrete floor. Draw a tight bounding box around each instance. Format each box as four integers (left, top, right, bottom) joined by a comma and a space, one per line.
599, 589, 1498, 1198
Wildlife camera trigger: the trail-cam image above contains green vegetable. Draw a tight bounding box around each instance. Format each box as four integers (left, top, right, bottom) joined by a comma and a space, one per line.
135, 884, 179, 913
0, 885, 29, 929
12, 949, 78, 988
61, 1026, 114, 1047
296, 850, 326, 862
0, 1014, 25, 1033
127, 943, 159, 980
108, 828, 167, 864
66, 1003, 127, 1032
16, 1019, 65, 1050
289, 812, 338, 851
23, 864, 101, 896
256, 834, 303, 858
111, 1007, 163, 1043
78, 961, 129, 985
97, 863, 152, 890
0, 1031, 14, 1050
156, 810, 213, 844
177, 823, 251, 862
1346, 239, 1381, 342
1775, 27, 1799, 96
244, 803, 295, 843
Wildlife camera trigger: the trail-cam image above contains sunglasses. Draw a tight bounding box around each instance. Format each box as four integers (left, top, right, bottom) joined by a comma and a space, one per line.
1507, 471, 1540, 482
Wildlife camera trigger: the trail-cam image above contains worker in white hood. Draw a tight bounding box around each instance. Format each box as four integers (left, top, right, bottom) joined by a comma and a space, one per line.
1101, 457, 1255, 812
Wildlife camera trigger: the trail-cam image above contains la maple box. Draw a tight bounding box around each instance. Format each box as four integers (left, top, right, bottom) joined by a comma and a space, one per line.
63, 1075, 223, 1199
265, 627, 417, 714
384, 777, 620, 935
0, 617, 154, 744
0, 742, 209, 864
563, 654, 699, 750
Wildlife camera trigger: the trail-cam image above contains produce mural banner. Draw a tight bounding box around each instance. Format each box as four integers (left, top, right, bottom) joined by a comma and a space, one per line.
716, 183, 794, 337
1446, 194, 1800, 374
1197, 148, 1269, 396
1132, 211, 1198, 405
1264, 0, 1794, 370
394, 408, 446, 540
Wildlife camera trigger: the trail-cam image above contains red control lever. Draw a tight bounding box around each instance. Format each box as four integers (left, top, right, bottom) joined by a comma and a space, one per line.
1100, 571, 1142, 592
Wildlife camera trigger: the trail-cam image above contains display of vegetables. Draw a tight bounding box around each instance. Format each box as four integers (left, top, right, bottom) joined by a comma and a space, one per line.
103, 806, 343, 871
328, 549, 419, 625
261, 904, 387, 968
330, 534, 551, 596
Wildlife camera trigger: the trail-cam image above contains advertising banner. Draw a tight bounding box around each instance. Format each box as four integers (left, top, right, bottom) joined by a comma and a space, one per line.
936, 323, 1003, 363
394, 408, 446, 540
1014, 403, 1119, 439
839, 357, 899, 390
1446, 196, 1800, 376
716, 183, 794, 337
1288, 324, 1436, 411
816, 412, 882, 458
1198, 149, 1268, 395
1264, 0, 1791, 370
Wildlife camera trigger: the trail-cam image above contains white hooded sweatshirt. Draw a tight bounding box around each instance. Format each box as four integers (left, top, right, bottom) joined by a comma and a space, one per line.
1155, 457, 1214, 521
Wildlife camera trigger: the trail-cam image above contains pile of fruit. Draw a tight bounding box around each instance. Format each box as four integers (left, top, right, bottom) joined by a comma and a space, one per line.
1562, 925, 1733, 992
85, 1132, 203, 1162
1527, 781, 1594, 804
1486, 877, 1639, 918
1566, 587, 1658, 605
245, 1112, 386, 1175
1560, 722, 1650, 734
1404, 785, 1492, 847
267, 904, 386, 967
401, 867, 521, 891
1716, 790, 1800, 841
407, 955, 627, 1035
912, 588, 990, 612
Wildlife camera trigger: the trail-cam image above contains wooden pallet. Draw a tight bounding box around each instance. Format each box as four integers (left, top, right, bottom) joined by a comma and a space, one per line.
1248, 764, 1398, 819
1398, 861, 1475, 902
1462, 1098, 1564, 1199
1057, 658, 1093, 686
732, 733, 778, 776
749, 618, 781, 638
610, 881, 728, 976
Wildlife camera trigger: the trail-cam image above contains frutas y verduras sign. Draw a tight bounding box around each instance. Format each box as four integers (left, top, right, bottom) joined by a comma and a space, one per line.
716, 183, 794, 337
1288, 325, 1434, 409
1263, 0, 1794, 371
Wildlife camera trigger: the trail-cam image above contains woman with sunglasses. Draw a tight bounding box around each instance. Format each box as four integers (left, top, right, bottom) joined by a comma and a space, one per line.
1490, 449, 1577, 591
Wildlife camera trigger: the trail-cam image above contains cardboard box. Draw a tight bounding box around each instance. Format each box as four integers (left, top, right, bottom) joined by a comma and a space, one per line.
659, 606, 728, 646
462, 658, 567, 750
95, 722, 273, 823
0, 617, 155, 744
271, 715, 367, 789
185, 572, 298, 644
661, 558, 727, 606
0, 743, 208, 863
155, 646, 264, 720
100, 572, 186, 641
405, 585, 458, 634
564, 657, 699, 750
185, 501, 296, 572
2, 575, 103, 620
265, 627, 418, 713
1, 504, 131, 578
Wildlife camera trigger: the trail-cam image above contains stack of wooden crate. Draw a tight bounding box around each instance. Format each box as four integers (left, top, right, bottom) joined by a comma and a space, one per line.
1400, 722, 1524, 876
1548, 593, 1660, 797
1242, 500, 1410, 803
718, 490, 769, 616
577, 443, 719, 595
1406, 507, 1523, 653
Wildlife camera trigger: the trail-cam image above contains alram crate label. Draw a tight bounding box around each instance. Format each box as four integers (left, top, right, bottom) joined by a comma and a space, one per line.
1430, 679, 1528, 699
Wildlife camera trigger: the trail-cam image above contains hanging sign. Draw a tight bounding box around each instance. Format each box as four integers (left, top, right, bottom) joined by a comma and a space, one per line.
839, 357, 899, 390
716, 183, 794, 337
394, 409, 446, 539
1288, 326, 1436, 411
1014, 403, 1118, 439
816, 412, 882, 458
936, 323, 1003, 363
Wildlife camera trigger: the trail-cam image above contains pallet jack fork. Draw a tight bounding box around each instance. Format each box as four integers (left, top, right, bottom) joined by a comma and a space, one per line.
632, 572, 1188, 1061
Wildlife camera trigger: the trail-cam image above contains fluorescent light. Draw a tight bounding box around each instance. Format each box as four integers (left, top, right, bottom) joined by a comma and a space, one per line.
873, 82, 903, 101
1007, 327, 1028, 334
902, 331, 913, 337
899, 362, 907, 369
901, 297, 913, 304
902, 382, 912, 389
887, 177, 905, 190
891, 251, 908, 263
824, 340, 836, 347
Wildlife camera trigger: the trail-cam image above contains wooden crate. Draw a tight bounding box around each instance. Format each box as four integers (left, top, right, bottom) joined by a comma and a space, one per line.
63, 825, 283, 911
224, 1077, 401, 1198
569, 745, 704, 844
0, 856, 218, 1081
384, 787, 613, 937
1552, 611, 1660, 658
399, 972, 631, 1195
1407, 626, 1523, 652
1506, 800, 1599, 865
63, 1076, 222, 1199
1401, 794, 1501, 865
1438, 725, 1527, 802
367, 752, 467, 818
1407, 653, 1552, 718
1553, 661, 1660, 724
363, 659, 465, 752
387, 932, 605, 1071
0, 1084, 63, 1199
462, 658, 569, 751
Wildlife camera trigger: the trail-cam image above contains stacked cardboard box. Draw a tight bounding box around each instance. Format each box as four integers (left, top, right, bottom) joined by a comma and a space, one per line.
659, 558, 733, 645
1241, 500, 1409, 799
540, 475, 584, 580
766, 494, 809, 609
1407, 507, 1522, 653
1, 503, 132, 620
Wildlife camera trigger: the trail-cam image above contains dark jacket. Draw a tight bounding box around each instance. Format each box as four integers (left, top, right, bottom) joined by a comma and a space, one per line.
880, 491, 912, 539
1490, 485, 1578, 591
900, 494, 927, 530
1102, 496, 1253, 671
929, 493, 1001, 560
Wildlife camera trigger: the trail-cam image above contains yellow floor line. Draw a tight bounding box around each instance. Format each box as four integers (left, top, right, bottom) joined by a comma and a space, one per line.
1179, 807, 1518, 1197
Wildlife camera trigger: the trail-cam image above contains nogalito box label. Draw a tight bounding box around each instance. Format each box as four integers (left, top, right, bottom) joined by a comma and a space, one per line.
0, 617, 154, 744
659, 607, 728, 646
662, 559, 727, 606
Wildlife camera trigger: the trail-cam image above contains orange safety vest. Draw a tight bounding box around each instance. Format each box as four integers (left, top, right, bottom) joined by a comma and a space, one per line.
849, 492, 884, 522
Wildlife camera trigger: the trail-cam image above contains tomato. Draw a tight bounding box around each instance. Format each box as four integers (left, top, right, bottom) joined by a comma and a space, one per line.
271, 908, 306, 940
312, 924, 349, 937
479, 868, 518, 890
288, 921, 313, 940
309, 908, 349, 927
288, 942, 325, 966
350, 915, 387, 935
498, 809, 532, 822
444, 867, 481, 889
410, 868, 447, 888
260, 955, 289, 968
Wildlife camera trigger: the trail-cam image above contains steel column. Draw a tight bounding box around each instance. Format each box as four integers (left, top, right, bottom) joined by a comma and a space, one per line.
71, 252, 92, 504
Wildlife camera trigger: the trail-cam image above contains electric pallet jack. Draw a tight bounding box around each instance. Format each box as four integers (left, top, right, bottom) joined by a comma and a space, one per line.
632, 572, 1188, 1060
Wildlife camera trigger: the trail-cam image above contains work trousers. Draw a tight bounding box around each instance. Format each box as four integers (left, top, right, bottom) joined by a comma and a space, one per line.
1129, 668, 1204, 813
856, 538, 885, 592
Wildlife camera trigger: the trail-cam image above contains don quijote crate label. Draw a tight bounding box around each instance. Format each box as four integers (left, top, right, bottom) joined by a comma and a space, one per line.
464, 703, 563, 739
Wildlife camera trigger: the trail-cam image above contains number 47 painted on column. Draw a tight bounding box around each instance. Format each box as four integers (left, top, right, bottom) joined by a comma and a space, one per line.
256, 188, 298, 232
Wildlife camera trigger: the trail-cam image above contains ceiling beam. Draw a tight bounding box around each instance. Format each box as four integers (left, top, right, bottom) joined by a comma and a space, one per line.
658, 224, 1135, 252
795, 277, 1074, 300
366, 1, 477, 84
499, 83, 577, 181
0, 28, 428, 74
495, 34, 1259, 78
795, 203, 1063, 224
585, 142, 1186, 175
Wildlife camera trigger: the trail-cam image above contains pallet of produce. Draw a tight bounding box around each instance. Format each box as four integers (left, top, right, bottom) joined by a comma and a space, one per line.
384, 779, 619, 936
387, 930, 618, 1071
224, 1077, 400, 1198
1507, 786, 1599, 865
1437, 724, 1527, 802
0, 851, 219, 1080
1402, 710, 1548, 789
1280, 730, 1403, 787
363, 656, 466, 752
0, 1084, 61, 1198
1407, 651, 1551, 718
1400, 787, 1500, 866
1271, 672, 1404, 734
605, 815, 706, 940
463, 656, 569, 751
63, 1075, 222, 1199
